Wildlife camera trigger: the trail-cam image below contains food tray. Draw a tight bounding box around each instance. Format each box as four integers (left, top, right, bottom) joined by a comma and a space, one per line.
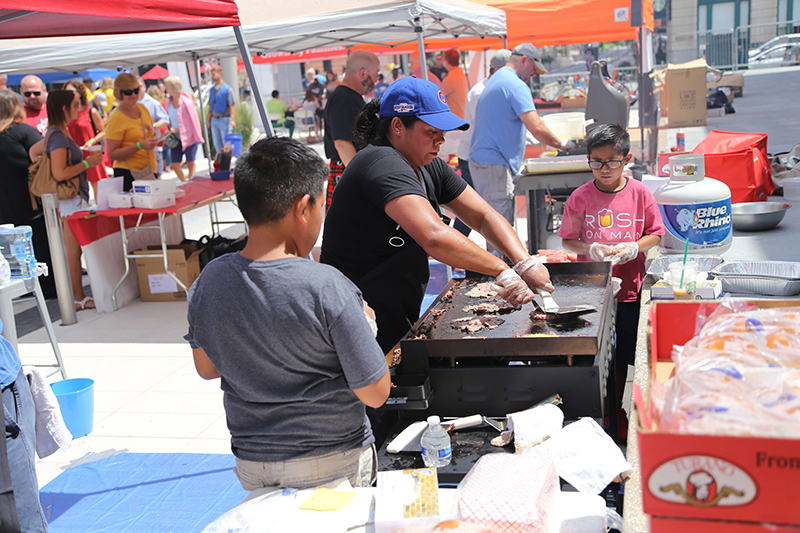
646, 254, 724, 278
709, 260, 800, 296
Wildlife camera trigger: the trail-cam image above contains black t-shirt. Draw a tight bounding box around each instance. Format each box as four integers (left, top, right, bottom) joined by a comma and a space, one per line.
320, 141, 467, 284
323, 85, 365, 162
0, 122, 42, 225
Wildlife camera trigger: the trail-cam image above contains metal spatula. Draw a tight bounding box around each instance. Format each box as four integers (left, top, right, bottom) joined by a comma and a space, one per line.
533, 288, 597, 317
536, 288, 560, 312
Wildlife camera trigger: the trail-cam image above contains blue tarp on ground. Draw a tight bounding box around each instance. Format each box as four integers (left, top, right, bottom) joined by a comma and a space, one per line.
40, 453, 247, 532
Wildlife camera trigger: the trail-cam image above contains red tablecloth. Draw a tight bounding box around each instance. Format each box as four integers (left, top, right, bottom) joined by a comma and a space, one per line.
67, 177, 235, 246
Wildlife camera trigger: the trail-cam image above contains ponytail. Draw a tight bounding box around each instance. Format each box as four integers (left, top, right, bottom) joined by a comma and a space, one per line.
354, 98, 419, 150
354, 99, 384, 150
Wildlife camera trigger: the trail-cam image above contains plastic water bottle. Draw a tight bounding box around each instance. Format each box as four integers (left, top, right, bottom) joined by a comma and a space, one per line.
0, 225, 36, 279
420, 415, 452, 468
676, 129, 685, 151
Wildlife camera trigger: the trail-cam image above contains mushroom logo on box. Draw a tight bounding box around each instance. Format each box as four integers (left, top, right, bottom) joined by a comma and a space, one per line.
648, 455, 757, 507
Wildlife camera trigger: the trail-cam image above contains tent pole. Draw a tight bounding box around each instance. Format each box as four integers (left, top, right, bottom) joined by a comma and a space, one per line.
414, 17, 429, 81
233, 25, 273, 138
195, 57, 214, 171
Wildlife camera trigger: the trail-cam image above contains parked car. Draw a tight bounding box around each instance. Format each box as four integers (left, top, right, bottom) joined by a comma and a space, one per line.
748, 33, 800, 58
748, 43, 800, 68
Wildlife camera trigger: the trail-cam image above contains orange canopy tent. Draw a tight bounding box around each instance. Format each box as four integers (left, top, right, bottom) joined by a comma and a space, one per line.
362, 0, 654, 53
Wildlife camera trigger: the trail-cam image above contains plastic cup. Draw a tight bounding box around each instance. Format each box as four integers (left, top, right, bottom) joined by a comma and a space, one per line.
669, 261, 698, 300
86, 144, 102, 153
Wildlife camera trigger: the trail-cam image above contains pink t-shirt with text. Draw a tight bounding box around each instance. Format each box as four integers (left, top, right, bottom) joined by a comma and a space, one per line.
559, 178, 664, 302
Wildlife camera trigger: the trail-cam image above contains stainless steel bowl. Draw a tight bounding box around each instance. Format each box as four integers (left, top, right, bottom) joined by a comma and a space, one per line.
731, 202, 791, 231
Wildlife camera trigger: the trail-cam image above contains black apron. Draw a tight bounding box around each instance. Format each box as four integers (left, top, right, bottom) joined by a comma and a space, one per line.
356, 243, 429, 354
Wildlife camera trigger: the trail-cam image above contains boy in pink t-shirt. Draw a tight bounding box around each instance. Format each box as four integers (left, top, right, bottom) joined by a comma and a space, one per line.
559, 124, 664, 432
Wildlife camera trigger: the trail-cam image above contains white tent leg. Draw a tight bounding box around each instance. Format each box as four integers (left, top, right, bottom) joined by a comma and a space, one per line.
233, 25, 273, 138
414, 16, 429, 81
194, 57, 214, 170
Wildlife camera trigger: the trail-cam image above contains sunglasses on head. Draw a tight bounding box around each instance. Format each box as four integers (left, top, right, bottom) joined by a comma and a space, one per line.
120, 88, 140, 96
23, 91, 42, 97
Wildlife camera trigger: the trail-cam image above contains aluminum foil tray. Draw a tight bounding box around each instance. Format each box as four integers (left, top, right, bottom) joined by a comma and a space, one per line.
710, 260, 800, 296
646, 255, 724, 278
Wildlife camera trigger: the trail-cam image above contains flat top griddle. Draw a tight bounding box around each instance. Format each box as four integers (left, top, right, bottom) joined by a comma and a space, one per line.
400, 262, 612, 359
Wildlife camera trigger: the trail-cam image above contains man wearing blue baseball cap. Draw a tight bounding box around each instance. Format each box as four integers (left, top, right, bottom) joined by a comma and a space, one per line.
321, 76, 554, 353
469, 43, 572, 237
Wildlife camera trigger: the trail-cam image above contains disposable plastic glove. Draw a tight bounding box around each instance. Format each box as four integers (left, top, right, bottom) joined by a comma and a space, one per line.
513, 256, 556, 293
608, 242, 639, 266
561, 139, 577, 151
495, 268, 534, 306
589, 242, 614, 262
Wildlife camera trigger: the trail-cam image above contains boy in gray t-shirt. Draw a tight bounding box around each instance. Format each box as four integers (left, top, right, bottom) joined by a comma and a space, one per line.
185, 137, 390, 491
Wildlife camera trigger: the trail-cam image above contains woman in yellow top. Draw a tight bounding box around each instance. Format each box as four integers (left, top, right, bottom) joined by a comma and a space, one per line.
105, 73, 163, 191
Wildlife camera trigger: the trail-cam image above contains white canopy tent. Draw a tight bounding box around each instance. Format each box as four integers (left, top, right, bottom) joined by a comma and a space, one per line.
0, 0, 506, 133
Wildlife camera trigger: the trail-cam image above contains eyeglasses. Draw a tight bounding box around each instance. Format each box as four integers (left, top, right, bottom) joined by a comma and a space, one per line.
23, 91, 42, 97
120, 88, 140, 96
588, 160, 625, 170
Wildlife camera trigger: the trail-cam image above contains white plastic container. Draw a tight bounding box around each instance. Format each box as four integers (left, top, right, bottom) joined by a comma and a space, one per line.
655, 154, 732, 255
783, 177, 800, 201
542, 112, 585, 141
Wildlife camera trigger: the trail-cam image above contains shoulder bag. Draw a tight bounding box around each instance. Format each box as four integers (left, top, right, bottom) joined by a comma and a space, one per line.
29, 129, 80, 202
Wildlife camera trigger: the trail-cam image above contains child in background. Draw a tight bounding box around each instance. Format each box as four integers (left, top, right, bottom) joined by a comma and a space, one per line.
185, 137, 390, 491
558, 123, 664, 434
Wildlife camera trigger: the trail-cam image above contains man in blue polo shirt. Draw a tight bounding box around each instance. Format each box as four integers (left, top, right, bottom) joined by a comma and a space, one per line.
207, 67, 236, 154
469, 43, 569, 231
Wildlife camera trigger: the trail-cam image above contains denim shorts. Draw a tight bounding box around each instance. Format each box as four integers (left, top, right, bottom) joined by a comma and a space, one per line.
234, 444, 377, 491
170, 140, 199, 163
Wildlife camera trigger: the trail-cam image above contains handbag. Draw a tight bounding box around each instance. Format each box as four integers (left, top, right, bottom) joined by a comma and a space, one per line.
28, 130, 80, 202
164, 132, 180, 149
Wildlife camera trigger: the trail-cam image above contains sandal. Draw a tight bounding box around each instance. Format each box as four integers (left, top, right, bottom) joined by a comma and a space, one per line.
75, 297, 96, 311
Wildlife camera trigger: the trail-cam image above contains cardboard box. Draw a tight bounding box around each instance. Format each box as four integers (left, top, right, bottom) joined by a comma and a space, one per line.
132, 179, 176, 196
707, 71, 744, 97
653, 59, 708, 127
651, 516, 800, 532
134, 244, 200, 302
650, 279, 722, 300
637, 301, 800, 528
561, 95, 586, 109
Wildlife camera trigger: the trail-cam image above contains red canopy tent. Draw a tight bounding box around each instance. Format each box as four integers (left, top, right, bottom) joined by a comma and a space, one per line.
0, 0, 274, 136
0, 0, 240, 39
141, 65, 170, 80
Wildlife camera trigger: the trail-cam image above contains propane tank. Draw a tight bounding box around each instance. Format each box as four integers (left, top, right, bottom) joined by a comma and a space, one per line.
654, 153, 732, 255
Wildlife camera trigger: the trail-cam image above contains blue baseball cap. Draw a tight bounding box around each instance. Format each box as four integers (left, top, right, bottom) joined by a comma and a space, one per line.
379, 76, 469, 132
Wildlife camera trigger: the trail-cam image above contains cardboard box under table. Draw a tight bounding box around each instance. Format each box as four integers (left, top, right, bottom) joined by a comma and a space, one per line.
637, 300, 800, 531
134, 244, 201, 302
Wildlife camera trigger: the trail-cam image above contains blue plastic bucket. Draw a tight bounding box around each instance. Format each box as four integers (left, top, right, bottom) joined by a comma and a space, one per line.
50, 378, 94, 439
224, 133, 242, 156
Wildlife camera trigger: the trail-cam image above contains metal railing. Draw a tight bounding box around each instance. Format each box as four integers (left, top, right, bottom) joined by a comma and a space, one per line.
670, 19, 800, 70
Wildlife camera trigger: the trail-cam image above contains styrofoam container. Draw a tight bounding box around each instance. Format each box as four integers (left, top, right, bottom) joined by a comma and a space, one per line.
783, 177, 800, 201
132, 179, 176, 196
132, 193, 176, 210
